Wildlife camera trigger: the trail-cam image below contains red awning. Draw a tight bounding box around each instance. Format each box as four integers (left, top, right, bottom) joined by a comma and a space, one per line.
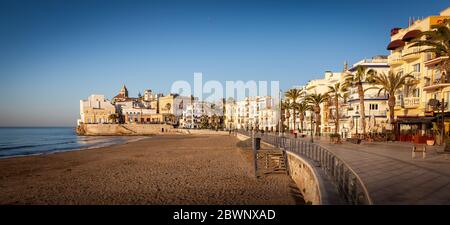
402, 30, 421, 42
386, 39, 405, 50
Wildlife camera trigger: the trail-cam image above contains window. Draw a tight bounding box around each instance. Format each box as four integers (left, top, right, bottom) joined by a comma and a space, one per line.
413, 89, 420, 97
369, 104, 378, 110
413, 63, 421, 73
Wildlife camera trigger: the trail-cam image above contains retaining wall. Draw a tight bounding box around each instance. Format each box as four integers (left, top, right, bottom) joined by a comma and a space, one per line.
76, 124, 174, 136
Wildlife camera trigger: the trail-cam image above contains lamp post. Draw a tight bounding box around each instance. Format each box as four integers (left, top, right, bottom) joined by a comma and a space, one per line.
278, 89, 283, 137
310, 112, 314, 143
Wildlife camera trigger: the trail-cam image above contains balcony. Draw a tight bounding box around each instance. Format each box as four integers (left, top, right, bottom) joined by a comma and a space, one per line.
401, 46, 422, 61
424, 55, 449, 67
423, 75, 450, 92
388, 52, 403, 67
396, 97, 421, 108
348, 93, 388, 101
365, 110, 387, 117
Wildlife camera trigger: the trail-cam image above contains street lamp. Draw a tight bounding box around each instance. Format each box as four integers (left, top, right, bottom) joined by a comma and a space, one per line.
278, 89, 283, 137
310, 113, 314, 143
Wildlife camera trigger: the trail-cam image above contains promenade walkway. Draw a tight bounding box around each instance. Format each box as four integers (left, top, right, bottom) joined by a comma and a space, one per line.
314, 138, 450, 204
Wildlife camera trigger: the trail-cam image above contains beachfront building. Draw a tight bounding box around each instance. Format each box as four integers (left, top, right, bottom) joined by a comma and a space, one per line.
226, 96, 278, 131
179, 100, 222, 129
78, 94, 116, 125
158, 94, 192, 125
345, 56, 390, 137
259, 108, 279, 132
387, 7, 450, 143
302, 71, 344, 136
121, 101, 162, 124
224, 99, 237, 130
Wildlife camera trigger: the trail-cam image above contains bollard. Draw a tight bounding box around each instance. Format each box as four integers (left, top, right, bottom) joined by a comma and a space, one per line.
253, 137, 261, 150
252, 137, 260, 178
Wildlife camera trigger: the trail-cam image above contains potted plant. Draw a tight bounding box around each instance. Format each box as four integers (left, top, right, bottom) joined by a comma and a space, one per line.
329, 133, 341, 144
426, 136, 435, 146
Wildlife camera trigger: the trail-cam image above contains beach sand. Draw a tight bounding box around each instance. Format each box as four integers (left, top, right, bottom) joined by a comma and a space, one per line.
0, 134, 303, 205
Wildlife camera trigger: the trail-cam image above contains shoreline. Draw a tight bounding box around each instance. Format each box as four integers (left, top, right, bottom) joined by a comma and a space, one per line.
0, 134, 301, 205
0, 135, 151, 160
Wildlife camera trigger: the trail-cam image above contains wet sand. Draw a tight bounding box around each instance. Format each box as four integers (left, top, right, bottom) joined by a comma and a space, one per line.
0, 134, 302, 205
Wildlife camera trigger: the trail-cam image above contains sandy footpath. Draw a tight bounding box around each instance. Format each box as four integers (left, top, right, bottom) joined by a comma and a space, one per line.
0, 134, 302, 205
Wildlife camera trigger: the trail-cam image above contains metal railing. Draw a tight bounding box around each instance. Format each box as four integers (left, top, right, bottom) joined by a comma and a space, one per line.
237, 130, 373, 205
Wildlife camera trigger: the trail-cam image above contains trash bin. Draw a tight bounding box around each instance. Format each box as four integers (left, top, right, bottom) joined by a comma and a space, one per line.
253, 137, 261, 150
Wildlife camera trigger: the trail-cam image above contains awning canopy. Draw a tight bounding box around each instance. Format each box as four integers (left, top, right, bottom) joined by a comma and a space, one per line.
402, 30, 421, 42
396, 116, 434, 124
387, 39, 405, 50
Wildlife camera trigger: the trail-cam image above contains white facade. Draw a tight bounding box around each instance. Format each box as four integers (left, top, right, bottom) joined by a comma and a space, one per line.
79, 94, 116, 125
225, 96, 279, 131
121, 101, 157, 123
180, 101, 221, 128
345, 56, 390, 136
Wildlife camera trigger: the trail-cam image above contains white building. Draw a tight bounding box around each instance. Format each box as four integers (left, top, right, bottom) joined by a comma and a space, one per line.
78, 94, 116, 125
345, 56, 390, 136
226, 96, 279, 131
302, 71, 344, 135
180, 100, 221, 128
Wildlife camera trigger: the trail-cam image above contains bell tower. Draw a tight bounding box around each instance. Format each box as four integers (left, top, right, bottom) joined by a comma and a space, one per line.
119, 85, 128, 98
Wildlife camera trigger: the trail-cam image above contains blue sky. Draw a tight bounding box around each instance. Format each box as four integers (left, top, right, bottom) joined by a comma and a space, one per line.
0, 0, 449, 127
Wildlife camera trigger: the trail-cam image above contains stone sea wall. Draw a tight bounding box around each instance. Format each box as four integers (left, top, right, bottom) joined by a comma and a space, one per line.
76, 124, 174, 136
286, 152, 322, 205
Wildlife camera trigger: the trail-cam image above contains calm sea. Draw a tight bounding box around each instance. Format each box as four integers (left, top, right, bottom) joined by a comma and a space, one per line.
0, 127, 144, 158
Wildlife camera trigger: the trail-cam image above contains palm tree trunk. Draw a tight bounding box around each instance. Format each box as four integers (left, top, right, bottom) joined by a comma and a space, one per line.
335, 96, 339, 134
300, 119, 304, 133
292, 109, 296, 132
315, 112, 320, 136
358, 83, 366, 136
315, 106, 321, 136
388, 96, 396, 126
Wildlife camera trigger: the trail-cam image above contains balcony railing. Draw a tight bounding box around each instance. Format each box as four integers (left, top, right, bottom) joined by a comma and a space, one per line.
387, 52, 402, 65
348, 93, 387, 100
401, 46, 422, 57
396, 97, 420, 108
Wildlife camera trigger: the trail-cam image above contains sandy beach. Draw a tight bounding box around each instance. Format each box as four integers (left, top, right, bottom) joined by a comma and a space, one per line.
0, 134, 302, 205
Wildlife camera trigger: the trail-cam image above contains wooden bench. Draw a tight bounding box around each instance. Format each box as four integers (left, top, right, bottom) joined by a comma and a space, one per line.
347, 138, 361, 144
412, 144, 427, 159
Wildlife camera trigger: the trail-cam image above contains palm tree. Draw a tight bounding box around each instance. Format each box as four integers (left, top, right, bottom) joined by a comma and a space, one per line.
285, 89, 303, 132
293, 101, 312, 134
306, 93, 329, 136
281, 100, 292, 133
108, 113, 119, 124
344, 65, 376, 136
327, 82, 349, 134
367, 71, 415, 127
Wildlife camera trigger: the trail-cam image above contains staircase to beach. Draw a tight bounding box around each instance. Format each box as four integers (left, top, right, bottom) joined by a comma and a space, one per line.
259, 149, 288, 175
119, 124, 137, 134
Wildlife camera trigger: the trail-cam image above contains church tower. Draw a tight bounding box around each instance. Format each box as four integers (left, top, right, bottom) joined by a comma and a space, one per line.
119, 85, 129, 98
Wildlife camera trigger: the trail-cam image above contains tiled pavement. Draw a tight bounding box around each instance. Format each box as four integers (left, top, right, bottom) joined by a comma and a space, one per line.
314, 138, 450, 204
